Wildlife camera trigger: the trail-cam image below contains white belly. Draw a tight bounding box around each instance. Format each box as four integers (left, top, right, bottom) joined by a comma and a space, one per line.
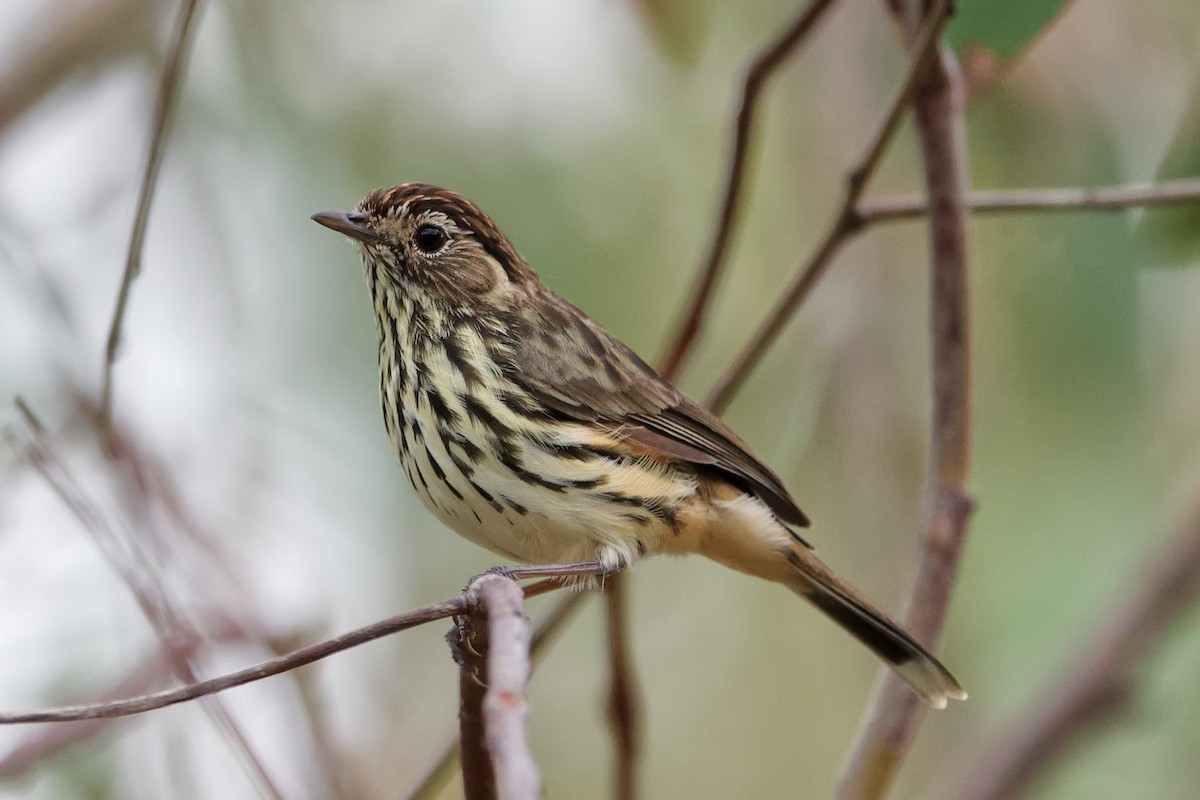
395, 385, 696, 569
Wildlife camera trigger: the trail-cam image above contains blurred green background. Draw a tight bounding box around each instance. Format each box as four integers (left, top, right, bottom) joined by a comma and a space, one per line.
2, 0, 1200, 798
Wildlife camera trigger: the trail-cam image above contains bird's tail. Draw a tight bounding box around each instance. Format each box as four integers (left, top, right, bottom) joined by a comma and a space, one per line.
785, 542, 966, 709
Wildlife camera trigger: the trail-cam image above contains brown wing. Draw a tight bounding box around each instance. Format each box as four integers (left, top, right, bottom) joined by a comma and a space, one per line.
504, 291, 811, 529
624, 400, 811, 528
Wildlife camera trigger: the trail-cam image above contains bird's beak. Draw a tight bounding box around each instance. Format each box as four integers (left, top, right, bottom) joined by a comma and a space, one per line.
311, 210, 379, 243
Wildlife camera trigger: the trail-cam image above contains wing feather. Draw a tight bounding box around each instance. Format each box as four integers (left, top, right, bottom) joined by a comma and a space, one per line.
502, 291, 810, 529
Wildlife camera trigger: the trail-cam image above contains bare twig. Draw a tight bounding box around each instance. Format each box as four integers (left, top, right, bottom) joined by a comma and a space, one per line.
930, 491, 1200, 800
659, 0, 839, 379
835, 28, 973, 800
858, 177, 1200, 223
614, 10, 841, 788
0, 597, 468, 724
9, 416, 266, 796
607, 9, 914, 767
704, 0, 952, 414
612, 4, 848, 770
605, 574, 640, 800
0, 617, 305, 781
99, 0, 204, 443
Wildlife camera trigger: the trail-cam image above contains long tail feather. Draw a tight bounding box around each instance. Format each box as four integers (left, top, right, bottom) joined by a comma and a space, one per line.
786, 545, 966, 709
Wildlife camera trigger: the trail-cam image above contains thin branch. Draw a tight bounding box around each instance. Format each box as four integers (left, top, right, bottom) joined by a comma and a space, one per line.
0, 597, 468, 724
92, 409, 346, 797
858, 177, 1200, 223
474, 575, 541, 800
659, 0, 839, 379
99, 0, 204, 443
836, 32, 973, 800
704, 0, 952, 414
932, 489, 1200, 800
605, 574, 639, 800
0, 617, 305, 781
616, 9, 841, 785
623, 11, 843, 784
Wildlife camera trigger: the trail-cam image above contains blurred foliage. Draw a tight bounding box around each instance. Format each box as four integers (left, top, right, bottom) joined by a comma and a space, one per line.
627, 0, 712, 64
1137, 70, 1200, 267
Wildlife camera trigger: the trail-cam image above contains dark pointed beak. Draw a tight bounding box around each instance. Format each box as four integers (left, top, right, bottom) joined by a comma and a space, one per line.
311, 210, 379, 243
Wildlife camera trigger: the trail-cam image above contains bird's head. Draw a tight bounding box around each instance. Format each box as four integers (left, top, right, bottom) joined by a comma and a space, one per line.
312, 183, 535, 306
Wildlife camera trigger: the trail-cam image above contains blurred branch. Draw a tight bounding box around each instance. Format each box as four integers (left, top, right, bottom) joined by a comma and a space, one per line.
610, 4, 939, 793
931, 490, 1200, 800
605, 574, 639, 800
73, 387, 349, 796
859, 177, 1200, 222
0, 596, 469, 724
0, 0, 159, 133
0, 616, 305, 782
836, 14, 972, 800
704, 0, 952, 414
0, 557, 603, 726
99, 0, 204, 444
11, 399, 287, 799
659, 0, 838, 379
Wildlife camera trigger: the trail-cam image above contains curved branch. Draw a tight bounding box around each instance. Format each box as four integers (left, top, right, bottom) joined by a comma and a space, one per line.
0, 598, 468, 724
659, 0, 839, 381
605, 574, 639, 800
99, 0, 204, 443
704, 0, 952, 414
608, 3, 847, 777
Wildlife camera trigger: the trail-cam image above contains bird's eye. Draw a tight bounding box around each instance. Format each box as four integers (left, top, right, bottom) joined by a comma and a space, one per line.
413, 224, 449, 255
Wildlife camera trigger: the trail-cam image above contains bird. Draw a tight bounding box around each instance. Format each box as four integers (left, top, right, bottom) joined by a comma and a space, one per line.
312, 183, 965, 709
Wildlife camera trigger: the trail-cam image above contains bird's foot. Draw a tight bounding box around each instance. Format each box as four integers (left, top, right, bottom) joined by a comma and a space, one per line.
467, 560, 617, 589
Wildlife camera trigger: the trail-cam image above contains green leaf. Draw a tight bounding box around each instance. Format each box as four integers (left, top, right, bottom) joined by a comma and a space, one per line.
947, 0, 1073, 62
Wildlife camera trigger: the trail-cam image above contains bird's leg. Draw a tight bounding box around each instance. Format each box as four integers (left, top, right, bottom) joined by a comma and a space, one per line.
477, 560, 616, 583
